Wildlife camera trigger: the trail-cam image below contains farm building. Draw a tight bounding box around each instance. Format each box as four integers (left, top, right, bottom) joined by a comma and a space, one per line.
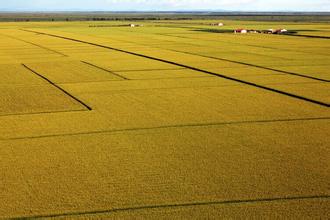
211, 22, 224, 26
128, 24, 143, 28
262, 29, 288, 34
274, 29, 288, 34
234, 29, 247, 34
233, 28, 288, 35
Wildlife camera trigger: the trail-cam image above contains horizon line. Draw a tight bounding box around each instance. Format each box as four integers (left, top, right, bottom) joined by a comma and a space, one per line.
1, 10, 330, 13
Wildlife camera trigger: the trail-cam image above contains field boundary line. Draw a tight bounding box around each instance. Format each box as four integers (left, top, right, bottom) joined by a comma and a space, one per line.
115, 67, 185, 72
57, 75, 215, 85
142, 39, 329, 82
0, 109, 89, 118
20, 29, 329, 107
0, 33, 67, 57
56, 82, 324, 94
21, 64, 92, 111
159, 32, 330, 56
286, 34, 330, 39
164, 48, 330, 82
1, 117, 329, 141
10, 195, 330, 219
81, 61, 129, 80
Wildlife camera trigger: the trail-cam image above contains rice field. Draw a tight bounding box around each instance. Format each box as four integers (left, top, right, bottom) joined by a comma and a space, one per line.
0, 19, 329, 219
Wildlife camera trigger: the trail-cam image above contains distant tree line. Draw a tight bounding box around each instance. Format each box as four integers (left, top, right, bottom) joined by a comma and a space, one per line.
6, 17, 194, 22
87, 17, 193, 21
1, 13, 329, 22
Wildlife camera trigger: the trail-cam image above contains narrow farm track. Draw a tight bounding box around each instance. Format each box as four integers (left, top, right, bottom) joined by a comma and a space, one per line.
160, 48, 330, 82
22, 64, 92, 110
20, 29, 330, 107
0, 33, 68, 57
286, 34, 330, 39
1, 116, 329, 141
12, 195, 330, 219
0, 108, 88, 118
114, 67, 186, 72
81, 61, 129, 80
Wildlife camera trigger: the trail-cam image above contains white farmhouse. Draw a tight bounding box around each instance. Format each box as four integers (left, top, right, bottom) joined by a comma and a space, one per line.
234, 29, 247, 34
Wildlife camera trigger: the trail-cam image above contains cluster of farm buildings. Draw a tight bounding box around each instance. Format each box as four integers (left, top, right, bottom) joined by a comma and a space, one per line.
209, 22, 288, 34
234, 28, 288, 34
92, 22, 288, 35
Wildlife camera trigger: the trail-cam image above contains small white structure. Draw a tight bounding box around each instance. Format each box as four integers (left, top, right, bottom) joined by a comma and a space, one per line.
234, 29, 247, 34
211, 22, 224, 26
129, 24, 143, 28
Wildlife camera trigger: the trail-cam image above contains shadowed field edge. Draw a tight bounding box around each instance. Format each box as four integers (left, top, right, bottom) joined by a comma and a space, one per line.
80, 60, 129, 80
22, 64, 92, 111
163, 47, 330, 82
10, 195, 330, 219
0, 108, 90, 117
1, 117, 329, 141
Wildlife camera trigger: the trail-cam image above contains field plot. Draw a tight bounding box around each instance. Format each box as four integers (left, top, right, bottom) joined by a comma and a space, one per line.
0, 63, 45, 85
0, 19, 329, 219
0, 63, 87, 116
0, 30, 65, 64
271, 65, 330, 81
86, 56, 182, 72
113, 69, 210, 80
0, 85, 86, 116
25, 61, 123, 83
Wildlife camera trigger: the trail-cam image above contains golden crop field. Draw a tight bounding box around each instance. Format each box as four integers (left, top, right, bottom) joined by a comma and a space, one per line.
0, 19, 329, 219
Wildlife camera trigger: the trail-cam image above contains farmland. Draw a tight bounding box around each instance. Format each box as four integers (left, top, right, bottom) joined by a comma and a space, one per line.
0, 16, 329, 219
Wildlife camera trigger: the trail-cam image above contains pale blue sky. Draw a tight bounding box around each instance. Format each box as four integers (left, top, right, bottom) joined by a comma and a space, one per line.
1, 0, 329, 12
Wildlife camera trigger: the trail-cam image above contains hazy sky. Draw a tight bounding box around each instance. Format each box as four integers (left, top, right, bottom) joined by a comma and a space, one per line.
1, 0, 330, 11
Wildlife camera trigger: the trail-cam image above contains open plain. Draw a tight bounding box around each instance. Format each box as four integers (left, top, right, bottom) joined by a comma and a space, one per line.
0, 19, 329, 219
